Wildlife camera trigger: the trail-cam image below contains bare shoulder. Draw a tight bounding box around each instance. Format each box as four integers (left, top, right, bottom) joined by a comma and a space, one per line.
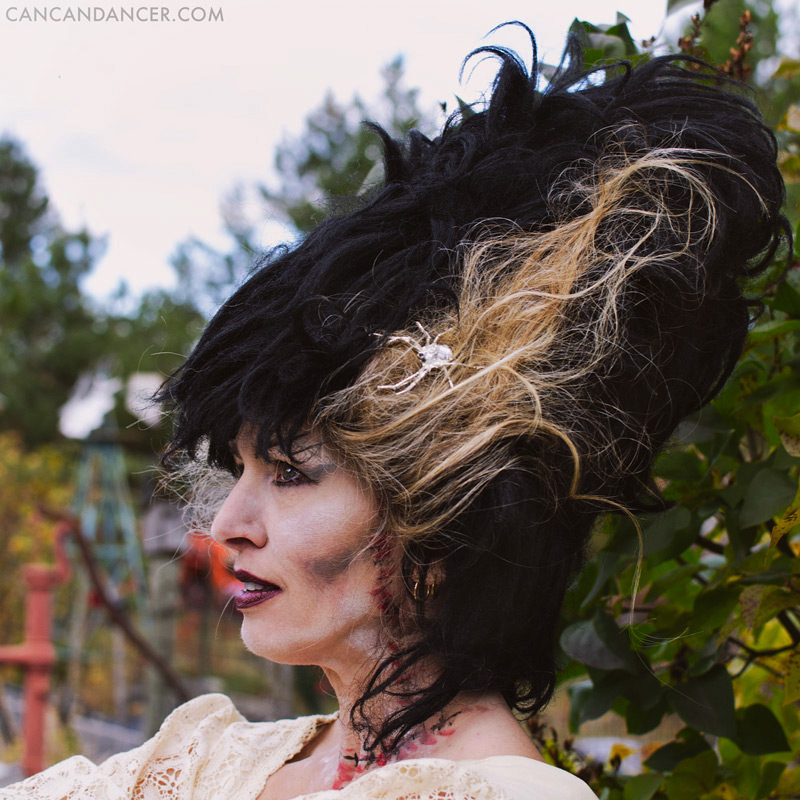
429, 694, 543, 762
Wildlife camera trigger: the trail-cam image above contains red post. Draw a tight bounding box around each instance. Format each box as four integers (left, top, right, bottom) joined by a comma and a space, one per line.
0, 523, 71, 776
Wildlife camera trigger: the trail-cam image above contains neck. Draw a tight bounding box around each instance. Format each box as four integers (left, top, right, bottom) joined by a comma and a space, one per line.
312, 543, 464, 788
318, 661, 469, 790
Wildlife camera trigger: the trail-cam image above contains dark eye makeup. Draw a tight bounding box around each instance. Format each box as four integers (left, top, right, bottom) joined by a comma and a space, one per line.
226, 437, 333, 486
273, 461, 306, 486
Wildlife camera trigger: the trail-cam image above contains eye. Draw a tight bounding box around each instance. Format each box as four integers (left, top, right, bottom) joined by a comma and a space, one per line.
274, 461, 304, 485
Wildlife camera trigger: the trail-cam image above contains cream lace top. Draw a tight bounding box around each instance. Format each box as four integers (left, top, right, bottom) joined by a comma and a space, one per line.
0, 694, 597, 799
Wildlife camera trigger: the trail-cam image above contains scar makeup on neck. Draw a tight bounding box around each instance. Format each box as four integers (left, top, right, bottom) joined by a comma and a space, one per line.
331, 707, 469, 790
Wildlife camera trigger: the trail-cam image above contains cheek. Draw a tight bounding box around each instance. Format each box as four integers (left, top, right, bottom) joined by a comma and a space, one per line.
291, 496, 379, 584
304, 543, 369, 582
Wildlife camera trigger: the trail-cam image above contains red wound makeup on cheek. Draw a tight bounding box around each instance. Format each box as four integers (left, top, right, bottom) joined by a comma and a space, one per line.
369, 533, 400, 622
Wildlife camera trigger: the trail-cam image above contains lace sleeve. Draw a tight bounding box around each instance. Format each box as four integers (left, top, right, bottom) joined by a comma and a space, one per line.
0, 694, 248, 800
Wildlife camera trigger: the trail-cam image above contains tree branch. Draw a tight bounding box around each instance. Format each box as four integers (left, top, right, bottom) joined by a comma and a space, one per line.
676, 555, 709, 586
731, 654, 783, 679
778, 610, 800, 645
729, 636, 796, 657
39, 507, 192, 704
695, 536, 725, 555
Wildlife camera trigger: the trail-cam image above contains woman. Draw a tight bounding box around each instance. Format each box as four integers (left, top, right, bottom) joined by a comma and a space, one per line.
3, 24, 787, 800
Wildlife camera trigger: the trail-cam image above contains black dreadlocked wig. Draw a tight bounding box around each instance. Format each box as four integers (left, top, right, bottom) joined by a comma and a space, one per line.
160, 28, 788, 753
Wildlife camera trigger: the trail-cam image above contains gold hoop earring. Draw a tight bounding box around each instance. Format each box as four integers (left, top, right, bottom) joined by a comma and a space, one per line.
411, 579, 438, 602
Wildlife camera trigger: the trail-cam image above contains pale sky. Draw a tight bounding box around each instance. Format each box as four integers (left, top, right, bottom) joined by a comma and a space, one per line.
0, 0, 694, 302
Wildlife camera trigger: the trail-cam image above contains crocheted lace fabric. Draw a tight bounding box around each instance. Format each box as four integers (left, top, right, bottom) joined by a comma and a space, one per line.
0, 695, 596, 799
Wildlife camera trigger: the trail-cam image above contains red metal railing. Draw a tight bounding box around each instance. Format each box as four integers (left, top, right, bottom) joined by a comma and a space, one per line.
0, 522, 71, 776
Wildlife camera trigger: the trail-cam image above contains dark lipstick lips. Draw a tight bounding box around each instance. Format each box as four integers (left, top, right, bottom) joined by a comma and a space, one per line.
233, 569, 282, 610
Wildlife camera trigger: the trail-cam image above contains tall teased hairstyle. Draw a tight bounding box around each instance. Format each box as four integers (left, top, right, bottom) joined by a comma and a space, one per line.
160, 29, 788, 752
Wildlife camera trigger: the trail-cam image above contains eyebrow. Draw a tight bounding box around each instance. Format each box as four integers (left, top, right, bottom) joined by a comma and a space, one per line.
265, 441, 340, 482
227, 435, 338, 479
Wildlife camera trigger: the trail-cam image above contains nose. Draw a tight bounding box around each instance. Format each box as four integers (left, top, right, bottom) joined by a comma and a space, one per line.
210, 475, 267, 551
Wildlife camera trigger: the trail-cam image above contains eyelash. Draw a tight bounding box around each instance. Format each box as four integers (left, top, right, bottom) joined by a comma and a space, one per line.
273, 461, 307, 487
229, 456, 311, 487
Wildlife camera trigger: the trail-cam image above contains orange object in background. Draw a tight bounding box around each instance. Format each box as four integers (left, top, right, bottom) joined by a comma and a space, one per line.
0, 523, 71, 776
181, 531, 238, 601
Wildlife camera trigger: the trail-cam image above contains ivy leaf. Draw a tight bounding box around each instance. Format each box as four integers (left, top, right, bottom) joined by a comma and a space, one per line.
561, 619, 625, 670
773, 58, 800, 79
580, 550, 625, 609
687, 636, 724, 679
738, 377, 800, 410
773, 414, 800, 457
592, 609, 640, 673
603, 21, 638, 56
626, 694, 668, 735
716, 613, 742, 647
767, 279, 800, 316
784, 648, 800, 706
568, 671, 629, 727
758, 762, 787, 800
623, 773, 663, 800
777, 104, 800, 134
454, 96, 476, 120
776, 766, 800, 797
739, 469, 797, 528
653, 449, 705, 482
752, 587, 800, 630
568, 18, 637, 66
662, 750, 719, 800
646, 563, 702, 602
739, 585, 764, 631
733, 704, 790, 755
693, 585, 741, 634
642, 506, 693, 557
644, 728, 712, 772
748, 319, 800, 344
560, 610, 638, 673
770, 506, 800, 548
669, 666, 736, 739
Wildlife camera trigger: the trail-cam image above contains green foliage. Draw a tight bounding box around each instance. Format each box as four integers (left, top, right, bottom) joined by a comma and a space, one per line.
559, 5, 800, 797
263, 56, 435, 235
0, 138, 108, 444
0, 431, 74, 645
568, 14, 645, 72
0, 137, 204, 447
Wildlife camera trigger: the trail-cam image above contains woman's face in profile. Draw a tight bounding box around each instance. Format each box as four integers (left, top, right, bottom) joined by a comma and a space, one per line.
211, 429, 387, 669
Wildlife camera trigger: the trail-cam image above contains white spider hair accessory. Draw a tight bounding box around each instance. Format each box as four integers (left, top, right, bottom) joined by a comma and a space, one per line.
377, 322, 455, 395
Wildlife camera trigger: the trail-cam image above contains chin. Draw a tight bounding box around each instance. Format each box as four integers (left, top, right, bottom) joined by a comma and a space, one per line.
239, 621, 320, 667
